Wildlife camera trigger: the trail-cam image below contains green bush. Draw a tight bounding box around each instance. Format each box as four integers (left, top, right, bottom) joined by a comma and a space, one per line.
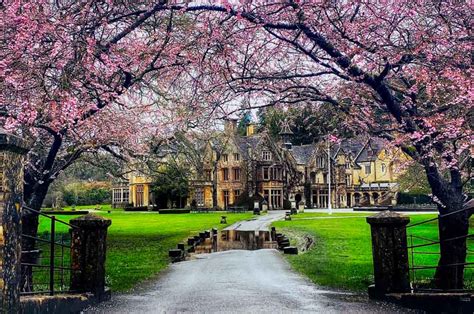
62, 182, 111, 206
234, 192, 263, 210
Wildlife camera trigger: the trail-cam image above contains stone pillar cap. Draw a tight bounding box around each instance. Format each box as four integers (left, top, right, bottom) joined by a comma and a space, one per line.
366, 210, 410, 225
0, 127, 29, 154
71, 214, 112, 229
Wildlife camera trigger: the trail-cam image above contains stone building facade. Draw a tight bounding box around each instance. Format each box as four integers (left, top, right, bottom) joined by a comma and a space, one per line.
113, 120, 407, 210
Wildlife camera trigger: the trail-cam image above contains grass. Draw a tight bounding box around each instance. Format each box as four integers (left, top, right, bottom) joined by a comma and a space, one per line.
273, 213, 474, 292
38, 212, 252, 292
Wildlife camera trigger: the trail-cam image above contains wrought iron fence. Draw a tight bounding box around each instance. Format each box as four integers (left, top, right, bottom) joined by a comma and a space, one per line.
406, 207, 474, 292
20, 206, 77, 296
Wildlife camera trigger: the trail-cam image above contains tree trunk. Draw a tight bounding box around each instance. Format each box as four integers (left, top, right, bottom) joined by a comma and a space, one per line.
434, 200, 468, 290
421, 161, 467, 290
20, 183, 49, 292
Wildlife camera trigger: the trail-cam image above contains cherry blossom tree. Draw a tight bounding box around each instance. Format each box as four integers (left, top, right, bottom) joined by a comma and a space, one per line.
0, 0, 226, 290
2, 0, 472, 290
159, 0, 472, 289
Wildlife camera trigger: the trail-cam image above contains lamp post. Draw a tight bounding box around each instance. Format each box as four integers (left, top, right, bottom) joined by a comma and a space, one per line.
253, 200, 260, 215
327, 135, 333, 215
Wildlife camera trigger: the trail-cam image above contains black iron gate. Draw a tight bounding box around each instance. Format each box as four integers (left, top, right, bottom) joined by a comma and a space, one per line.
407, 207, 474, 292
20, 206, 77, 296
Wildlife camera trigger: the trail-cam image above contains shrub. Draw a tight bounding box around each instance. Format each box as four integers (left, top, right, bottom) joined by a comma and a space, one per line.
62, 181, 111, 206
283, 199, 292, 210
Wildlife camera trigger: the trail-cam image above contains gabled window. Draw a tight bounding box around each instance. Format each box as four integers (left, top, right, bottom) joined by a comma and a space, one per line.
262, 151, 272, 161
381, 163, 387, 173
233, 153, 240, 161
222, 154, 228, 162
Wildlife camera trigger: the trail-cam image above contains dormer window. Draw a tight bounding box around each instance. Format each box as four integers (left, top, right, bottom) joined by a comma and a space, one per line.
234, 153, 240, 161
262, 151, 272, 161
222, 154, 228, 162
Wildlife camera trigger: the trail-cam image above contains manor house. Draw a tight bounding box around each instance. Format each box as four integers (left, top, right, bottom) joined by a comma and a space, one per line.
112, 119, 407, 210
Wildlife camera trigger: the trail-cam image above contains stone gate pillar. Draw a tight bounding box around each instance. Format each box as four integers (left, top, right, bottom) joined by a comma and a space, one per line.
70, 214, 111, 300
366, 211, 411, 298
0, 128, 29, 313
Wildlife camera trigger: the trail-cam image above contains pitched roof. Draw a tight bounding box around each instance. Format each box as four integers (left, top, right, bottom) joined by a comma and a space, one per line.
355, 138, 386, 163
338, 139, 365, 157
290, 144, 315, 164
235, 134, 262, 158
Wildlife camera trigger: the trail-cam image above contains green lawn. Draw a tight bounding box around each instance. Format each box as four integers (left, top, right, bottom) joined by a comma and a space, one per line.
273, 213, 474, 292
38, 212, 252, 292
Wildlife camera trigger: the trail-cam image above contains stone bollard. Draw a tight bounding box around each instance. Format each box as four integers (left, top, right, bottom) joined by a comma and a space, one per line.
70, 214, 111, 300
212, 228, 218, 252
366, 211, 411, 299
270, 227, 277, 242
0, 128, 29, 313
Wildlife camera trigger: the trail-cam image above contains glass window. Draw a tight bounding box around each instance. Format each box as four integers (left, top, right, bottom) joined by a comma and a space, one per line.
381, 163, 386, 173
316, 156, 325, 168
263, 167, 269, 180
195, 188, 204, 207
223, 168, 229, 181
122, 189, 129, 203
233, 153, 240, 161
223, 190, 230, 208
262, 151, 272, 161
233, 168, 241, 181
222, 154, 228, 162
365, 164, 371, 174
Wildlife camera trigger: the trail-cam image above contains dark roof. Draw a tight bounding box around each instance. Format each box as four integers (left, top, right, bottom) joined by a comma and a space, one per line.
235, 135, 262, 158
338, 139, 365, 157
290, 144, 315, 164
355, 138, 386, 163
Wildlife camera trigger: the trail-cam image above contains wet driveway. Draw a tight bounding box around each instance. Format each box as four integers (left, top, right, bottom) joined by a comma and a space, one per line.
86, 249, 411, 313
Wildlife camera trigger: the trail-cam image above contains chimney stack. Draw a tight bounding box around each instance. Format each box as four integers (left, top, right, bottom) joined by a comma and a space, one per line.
246, 124, 255, 136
